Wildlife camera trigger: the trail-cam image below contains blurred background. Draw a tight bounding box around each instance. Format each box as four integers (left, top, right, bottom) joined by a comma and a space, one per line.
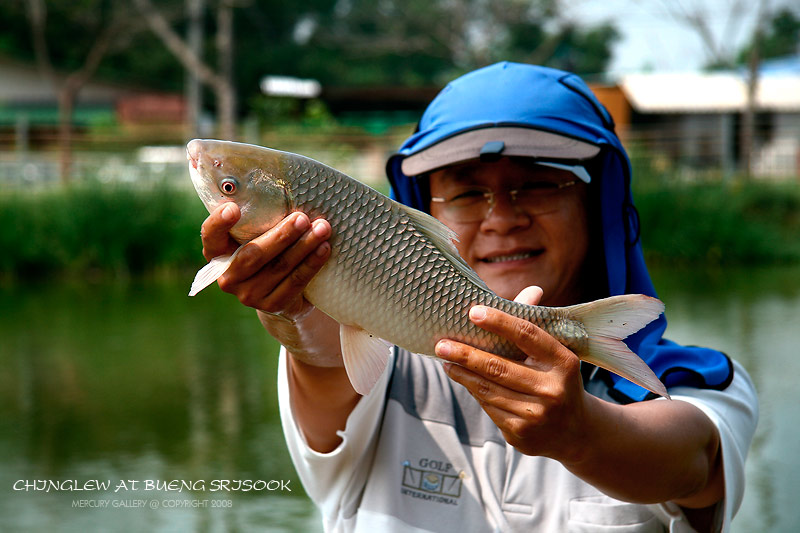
0, 0, 798, 531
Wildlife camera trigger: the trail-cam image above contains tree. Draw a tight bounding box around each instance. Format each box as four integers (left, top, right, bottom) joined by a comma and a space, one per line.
296, 0, 618, 86
737, 7, 800, 64
23, 0, 142, 182
1, 0, 620, 143
649, 0, 757, 71
133, 0, 238, 140
736, 5, 800, 177
646, 0, 799, 177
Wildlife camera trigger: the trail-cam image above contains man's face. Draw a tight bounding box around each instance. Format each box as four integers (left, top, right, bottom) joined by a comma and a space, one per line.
429, 157, 590, 306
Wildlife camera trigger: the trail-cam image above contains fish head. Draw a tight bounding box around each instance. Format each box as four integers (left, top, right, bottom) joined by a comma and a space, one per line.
187, 139, 292, 243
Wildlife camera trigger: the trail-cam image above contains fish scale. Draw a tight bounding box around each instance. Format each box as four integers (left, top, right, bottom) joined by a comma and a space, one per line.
187, 139, 669, 398
286, 156, 556, 360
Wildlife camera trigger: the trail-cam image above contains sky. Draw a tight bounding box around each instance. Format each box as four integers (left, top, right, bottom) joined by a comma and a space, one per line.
563, 0, 793, 75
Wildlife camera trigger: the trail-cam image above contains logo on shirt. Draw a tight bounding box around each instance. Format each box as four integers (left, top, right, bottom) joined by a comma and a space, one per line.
401, 458, 463, 505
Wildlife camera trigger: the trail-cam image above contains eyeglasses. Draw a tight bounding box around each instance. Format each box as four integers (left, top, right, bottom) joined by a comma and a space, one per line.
430, 179, 579, 223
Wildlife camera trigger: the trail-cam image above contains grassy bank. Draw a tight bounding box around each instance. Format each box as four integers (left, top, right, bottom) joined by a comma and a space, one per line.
635, 180, 800, 265
1, 178, 799, 281
0, 184, 207, 281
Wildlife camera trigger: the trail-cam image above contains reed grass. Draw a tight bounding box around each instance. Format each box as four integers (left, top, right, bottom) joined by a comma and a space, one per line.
634, 179, 800, 265
1, 176, 798, 281
0, 183, 207, 280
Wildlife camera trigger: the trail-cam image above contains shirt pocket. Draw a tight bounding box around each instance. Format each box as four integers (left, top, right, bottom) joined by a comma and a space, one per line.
568, 496, 666, 533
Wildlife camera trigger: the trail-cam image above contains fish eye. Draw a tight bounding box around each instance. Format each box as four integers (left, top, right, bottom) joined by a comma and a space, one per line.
219, 177, 238, 195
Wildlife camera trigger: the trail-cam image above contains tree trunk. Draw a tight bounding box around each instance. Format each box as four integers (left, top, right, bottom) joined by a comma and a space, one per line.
57, 84, 77, 184
135, 0, 237, 140
186, 0, 204, 138
740, 1, 766, 179
216, 0, 235, 140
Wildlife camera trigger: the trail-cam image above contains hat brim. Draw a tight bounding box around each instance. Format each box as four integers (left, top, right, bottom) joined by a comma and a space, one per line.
400, 126, 601, 176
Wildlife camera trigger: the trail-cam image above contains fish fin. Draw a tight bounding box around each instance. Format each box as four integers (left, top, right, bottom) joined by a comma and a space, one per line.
566, 295, 670, 399
339, 324, 392, 395
188, 244, 244, 297
398, 204, 490, 291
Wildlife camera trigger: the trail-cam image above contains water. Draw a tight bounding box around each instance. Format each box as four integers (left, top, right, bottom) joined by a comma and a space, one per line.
1, 266, 798, 532
648, 265, 800, 533
0, 280, 322, 532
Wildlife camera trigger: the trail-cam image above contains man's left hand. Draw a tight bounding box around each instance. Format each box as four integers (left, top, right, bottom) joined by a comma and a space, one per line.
435, 286, 590, 463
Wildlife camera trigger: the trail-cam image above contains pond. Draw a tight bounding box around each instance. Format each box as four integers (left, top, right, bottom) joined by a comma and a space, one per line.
0, 265, 798, 532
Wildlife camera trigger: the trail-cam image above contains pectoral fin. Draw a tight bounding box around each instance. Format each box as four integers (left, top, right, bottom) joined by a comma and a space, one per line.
339, 324, 391, 395
188, 244, 244, 296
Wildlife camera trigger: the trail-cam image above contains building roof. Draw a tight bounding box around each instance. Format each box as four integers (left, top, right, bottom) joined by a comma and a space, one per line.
619, 71, 800, 113
0, 58, 132, 105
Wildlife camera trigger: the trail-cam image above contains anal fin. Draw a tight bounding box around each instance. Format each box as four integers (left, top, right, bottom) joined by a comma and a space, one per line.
339, 324, 391, 395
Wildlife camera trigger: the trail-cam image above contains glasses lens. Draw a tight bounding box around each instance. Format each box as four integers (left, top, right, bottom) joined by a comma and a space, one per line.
442, 188, 491, 223
435, 181, 577, 223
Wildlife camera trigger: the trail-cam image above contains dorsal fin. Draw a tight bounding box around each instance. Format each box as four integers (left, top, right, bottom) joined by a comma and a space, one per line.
398, 203, 490, 291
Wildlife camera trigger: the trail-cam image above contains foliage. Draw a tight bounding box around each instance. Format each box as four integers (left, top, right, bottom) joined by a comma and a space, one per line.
0, 0, 620, 120
249, 96, 338, 130
737, 7, 800, 65
2, 171, 799, 283
0, 0, 185, 91
635, 180, 800, 265
0, 183, 206, 280
297, 0, 619, 85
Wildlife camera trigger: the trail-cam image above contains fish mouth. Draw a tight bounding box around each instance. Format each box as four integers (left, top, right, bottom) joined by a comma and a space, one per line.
187, 139, 203, 170
480, 249, 542, 263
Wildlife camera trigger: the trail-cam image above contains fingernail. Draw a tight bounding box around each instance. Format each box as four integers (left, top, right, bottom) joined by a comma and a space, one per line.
221, 204, 236, 222
312, 220, 329, 237
294, 214, 309, 231
442, 362, 452, 373
315, 242, 330, 257
436, 340, 451, 357
469, 306, 487, 321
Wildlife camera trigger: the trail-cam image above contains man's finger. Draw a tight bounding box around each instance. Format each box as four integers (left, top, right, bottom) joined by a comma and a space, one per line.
467, 306, 575, 372
219, 213, 311, 285
254, 240, 331, 314
225, 219, 332, 312
514, 285, 543, 305
201, 202, 240, 260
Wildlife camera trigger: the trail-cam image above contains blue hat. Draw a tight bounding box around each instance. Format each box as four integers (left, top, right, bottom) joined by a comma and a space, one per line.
387, 62, 733, 402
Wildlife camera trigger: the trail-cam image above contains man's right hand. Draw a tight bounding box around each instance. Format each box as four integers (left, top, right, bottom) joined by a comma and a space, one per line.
199, 202, 341, 364
200, 202, 358, 452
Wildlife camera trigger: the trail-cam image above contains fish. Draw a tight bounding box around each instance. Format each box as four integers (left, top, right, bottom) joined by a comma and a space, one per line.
186, 139, 669, 399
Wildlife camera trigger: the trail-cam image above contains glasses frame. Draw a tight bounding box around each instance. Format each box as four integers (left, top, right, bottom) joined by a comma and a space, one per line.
430, 179, 578, 223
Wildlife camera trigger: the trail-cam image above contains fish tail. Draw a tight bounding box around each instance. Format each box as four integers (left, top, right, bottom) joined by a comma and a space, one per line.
565, 295, 670, 399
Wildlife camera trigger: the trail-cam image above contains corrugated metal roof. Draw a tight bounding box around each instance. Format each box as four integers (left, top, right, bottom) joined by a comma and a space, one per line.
619, 72, 800, 113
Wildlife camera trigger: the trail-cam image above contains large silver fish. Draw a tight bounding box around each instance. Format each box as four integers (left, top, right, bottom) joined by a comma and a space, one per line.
187, 139, 669, 399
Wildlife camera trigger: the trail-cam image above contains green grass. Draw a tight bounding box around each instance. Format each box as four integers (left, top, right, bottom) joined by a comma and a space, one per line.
635, 180, 800, 265
2, 176, 799, 282
0, 183, 208, 281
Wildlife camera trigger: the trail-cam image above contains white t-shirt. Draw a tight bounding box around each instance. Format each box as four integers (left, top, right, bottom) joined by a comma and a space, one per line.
279, 347, 757, 533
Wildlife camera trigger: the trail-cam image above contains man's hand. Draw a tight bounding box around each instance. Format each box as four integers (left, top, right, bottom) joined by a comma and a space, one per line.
200, 202, 357, 452
436, 286, 724, 510
199, 202, 343, 366
200, 202, 332, 318
434, 286, 589, 462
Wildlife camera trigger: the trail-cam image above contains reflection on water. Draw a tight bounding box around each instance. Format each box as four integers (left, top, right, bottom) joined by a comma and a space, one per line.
1, 266, 798, 531
0, 280, 321, 531
649, 264, 800, 533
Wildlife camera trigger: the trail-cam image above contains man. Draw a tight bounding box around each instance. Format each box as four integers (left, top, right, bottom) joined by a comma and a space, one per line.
200, 63, 757, 532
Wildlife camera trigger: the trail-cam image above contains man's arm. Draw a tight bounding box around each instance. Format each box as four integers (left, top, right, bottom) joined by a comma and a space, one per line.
201, 203, 359, 453
434, 292, 723, 509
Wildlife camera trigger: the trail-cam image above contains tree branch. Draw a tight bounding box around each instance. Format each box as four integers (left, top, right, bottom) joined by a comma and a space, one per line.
132, 0, 224, 90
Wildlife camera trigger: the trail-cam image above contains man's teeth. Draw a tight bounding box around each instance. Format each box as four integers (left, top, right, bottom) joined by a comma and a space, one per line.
484, 252, 536, 263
